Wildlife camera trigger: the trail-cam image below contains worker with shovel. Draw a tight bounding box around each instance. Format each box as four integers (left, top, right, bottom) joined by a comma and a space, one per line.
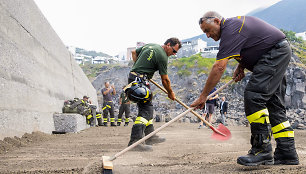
125, 37, 181, 151
192, 11, 299, 166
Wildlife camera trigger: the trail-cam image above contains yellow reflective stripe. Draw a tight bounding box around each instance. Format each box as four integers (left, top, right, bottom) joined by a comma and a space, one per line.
96, 114, 101, 118
81, 100, 85, 104
118, 119, 122, 122
147, 119, 153, 126
125, 118, 129, 122
102, 105, 111, 110
217, 54, 240, 61
239, 16, 245, 33
135, 117, 149, 125
110, 118, 115, 122
103, 118, 107, 122
247, 109, 269, 123
145, 89, 149, 99
87, 115, 92, 119
223, 18, 226, 25
273, 131, 294, 139
272, 121, 291, 133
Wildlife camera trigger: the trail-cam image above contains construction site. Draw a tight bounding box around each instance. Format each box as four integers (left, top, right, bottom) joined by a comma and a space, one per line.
0, 123, 305, 173
1, 0, 306, 173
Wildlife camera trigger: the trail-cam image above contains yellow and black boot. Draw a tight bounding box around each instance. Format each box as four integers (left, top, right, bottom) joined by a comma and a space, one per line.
128, 124, 152, 151
117, 118, 122, 126
103, 118, 108, 126
124, 118, 129, 126
274, 137, 299, 165
110, 118, 116, 127
144, 124, 166, 145
237, 124, 273, 166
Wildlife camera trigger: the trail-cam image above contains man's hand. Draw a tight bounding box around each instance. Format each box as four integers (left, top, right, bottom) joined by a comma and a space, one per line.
233, 64, 245, 82
168, 91, 175, 100
191, 95, 207, 109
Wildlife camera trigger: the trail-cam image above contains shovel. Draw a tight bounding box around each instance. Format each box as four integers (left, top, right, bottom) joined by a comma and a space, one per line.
101, 108, 194, 174
150, 79, 233, 141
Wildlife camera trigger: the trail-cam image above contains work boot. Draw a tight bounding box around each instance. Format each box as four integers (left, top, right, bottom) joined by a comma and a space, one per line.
274, 137, 299, 165
97, 118, 103, 126
237, 133, 273, 166
103, 122, 108, 127
237, 123, 273, 166
117, 122, 121, 126
128, 124, 153, 152
111, 122, 116, 127
124, 122, 129, 126
144, 124, 166, 145
237, 134, 273, 166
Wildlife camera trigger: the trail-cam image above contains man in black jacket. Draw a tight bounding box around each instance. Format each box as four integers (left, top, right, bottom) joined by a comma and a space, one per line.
219, 96, 228, 125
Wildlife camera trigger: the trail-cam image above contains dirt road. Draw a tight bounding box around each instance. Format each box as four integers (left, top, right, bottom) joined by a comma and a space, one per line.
0, 122, 305, 173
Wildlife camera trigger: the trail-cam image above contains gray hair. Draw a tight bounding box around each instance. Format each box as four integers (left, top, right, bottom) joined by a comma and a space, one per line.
199, 11, 223, 25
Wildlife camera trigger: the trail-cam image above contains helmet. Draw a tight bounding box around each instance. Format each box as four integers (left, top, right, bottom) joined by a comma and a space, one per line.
125, 82, 152, 103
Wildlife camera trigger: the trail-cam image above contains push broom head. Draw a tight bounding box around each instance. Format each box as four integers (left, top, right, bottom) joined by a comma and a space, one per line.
102, 156, 113, 174
211, 123, 232, 141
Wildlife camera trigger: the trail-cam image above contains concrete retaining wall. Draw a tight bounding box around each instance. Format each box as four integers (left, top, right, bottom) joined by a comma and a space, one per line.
0, 0, 98, 140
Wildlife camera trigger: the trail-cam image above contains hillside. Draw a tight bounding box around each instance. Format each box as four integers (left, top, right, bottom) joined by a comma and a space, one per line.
76, 47, 112, 58
251, 0, 306, 32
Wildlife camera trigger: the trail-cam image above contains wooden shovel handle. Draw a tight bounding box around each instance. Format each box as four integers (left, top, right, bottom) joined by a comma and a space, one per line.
149, 79, 234, 133
109, 107, 194, 161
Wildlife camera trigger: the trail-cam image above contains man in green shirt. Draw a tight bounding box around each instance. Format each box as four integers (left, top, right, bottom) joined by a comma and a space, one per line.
117, 87, 131, 126
127, 37, 181, 151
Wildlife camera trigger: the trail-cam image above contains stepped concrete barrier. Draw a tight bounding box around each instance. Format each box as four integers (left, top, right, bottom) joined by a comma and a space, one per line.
0, 0, 98, 140
53, 113, 89, 133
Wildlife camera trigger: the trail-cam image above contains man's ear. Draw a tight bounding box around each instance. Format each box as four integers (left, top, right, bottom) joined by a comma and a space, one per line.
214, 18, 221, 25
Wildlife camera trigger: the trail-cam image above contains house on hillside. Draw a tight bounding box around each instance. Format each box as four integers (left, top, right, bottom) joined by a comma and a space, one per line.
126, 42, 146, 62
93, 56, 107, 64
201, 46, 219, 58
74, 53, 93, 64
296, 32, 306, 40
177, 37, 207, 58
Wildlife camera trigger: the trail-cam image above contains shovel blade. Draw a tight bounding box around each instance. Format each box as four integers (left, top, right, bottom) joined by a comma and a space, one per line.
211, 123, 232, 141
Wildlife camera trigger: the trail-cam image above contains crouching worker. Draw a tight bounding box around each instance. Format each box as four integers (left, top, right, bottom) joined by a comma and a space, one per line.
125, 37, 181, 151
70, 96, 95, 126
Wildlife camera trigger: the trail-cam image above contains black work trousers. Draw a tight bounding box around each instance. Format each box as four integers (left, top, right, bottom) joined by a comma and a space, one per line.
128, 72, 154, 144
118, 103, 131, 122
102, 101, 115, 123
128, 73, 154, 122
244, 39, 295, 146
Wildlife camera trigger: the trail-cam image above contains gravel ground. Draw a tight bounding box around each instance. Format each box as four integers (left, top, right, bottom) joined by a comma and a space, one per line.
0, 122, 305, 174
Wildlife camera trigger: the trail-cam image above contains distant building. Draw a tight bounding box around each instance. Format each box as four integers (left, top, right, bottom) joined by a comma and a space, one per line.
296, 32, 306, 40
177, 38, 207, 58
93, 56, 107, 64
201, 46, 219, 58
126, 42, 146, 62
126, 47, 136, 61
74, 56, 83, 64
73, 53, 93, 65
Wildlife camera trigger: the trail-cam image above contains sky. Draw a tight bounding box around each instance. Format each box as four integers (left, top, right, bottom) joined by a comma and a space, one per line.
33, 0, 282, 56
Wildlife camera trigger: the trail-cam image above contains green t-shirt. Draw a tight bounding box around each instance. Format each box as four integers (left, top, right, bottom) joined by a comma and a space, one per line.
131, 43, 168, 79
120, 92, 129, 104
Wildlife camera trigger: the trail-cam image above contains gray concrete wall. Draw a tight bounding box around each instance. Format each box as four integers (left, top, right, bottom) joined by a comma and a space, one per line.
0, 0, 98, 140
